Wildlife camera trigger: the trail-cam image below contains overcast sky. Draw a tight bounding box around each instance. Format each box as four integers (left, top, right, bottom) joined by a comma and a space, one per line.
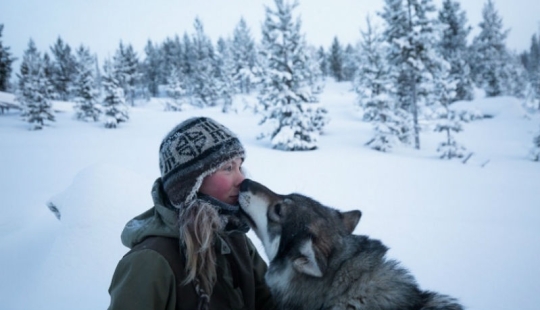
1, 0, 539, 67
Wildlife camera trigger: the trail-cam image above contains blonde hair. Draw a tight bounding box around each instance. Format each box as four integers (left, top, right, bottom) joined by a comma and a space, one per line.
178, 199, 226, 297
175, 156, 246, 301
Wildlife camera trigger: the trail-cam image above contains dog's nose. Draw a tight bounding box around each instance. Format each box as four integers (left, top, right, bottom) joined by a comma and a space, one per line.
240, 179, 251, 192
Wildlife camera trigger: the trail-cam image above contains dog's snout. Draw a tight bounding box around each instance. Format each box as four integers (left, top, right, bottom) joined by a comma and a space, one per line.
240, 179, 252, 192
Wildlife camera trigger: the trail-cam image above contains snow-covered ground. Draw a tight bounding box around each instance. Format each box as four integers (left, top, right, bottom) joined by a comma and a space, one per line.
1, 81, 539, 310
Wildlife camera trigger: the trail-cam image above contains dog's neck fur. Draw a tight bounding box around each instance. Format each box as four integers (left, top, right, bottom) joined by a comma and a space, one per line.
267, 234, 379, 310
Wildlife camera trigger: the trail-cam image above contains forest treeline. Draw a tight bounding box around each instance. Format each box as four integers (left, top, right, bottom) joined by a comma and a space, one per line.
0, 0, 539, 159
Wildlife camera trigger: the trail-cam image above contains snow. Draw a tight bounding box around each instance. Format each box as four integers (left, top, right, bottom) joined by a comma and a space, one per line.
1, 81, 539, 310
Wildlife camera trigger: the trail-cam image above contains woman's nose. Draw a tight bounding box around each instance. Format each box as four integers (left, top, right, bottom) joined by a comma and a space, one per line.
235, 169, 245, 185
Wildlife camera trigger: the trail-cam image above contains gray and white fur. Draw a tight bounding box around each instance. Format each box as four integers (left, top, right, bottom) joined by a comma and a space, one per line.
238, 179, 464, 310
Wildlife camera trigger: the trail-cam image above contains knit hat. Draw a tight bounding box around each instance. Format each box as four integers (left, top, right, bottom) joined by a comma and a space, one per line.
159, 117, 245, 207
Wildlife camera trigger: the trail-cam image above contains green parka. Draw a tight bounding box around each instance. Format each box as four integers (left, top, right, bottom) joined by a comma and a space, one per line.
108, 179, 275, 310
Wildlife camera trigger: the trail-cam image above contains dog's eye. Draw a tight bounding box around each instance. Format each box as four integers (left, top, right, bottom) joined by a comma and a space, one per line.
268, 203, 283, 222
274, 203, 282, 216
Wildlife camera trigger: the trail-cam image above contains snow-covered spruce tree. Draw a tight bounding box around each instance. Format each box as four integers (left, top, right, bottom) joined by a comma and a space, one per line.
101, 61, 128, 128
317, 46, 329, 78
328, 36, 345, 82
342, 43, 358, 82
73, 45, 101, 122
49, 37, 77, 101
305, 45, 325, 95
0, 24, 15, 92
433, 73, 467, 159
161, 36, 184, 90
164, 65, 188, 111
504, 52, 529, 99
16, 39, 55, 130
191, 17, 220, 107
231, 17, 258, 94
216, 37, 237, 113
113, 42, 140, 106
523, 33, 540, 109
354, 15, 404, 152
257, 0, 329, 151
141, 40, 163, 97
438, 0, 474, 102
379, 0, 449, 150
180, 33, 196, 85
469, 0, 510, 97
522, 33, 540, 75
531, 125, 540, 161
42, 53, 55, 86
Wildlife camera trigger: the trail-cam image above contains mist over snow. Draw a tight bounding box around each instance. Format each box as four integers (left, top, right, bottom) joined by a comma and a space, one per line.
1, 81, 540, 310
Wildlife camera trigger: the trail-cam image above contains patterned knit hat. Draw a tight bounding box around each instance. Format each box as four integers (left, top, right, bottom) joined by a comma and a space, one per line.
159, 117, 245, 207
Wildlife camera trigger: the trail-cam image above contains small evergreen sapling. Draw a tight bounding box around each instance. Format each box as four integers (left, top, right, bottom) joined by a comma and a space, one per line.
17, 39, 55, 130
18, 74, 55, 130
164, 66, 188, 111
101, 62, 128, 128
433, 77, 467, 159
73, 45, 101, 122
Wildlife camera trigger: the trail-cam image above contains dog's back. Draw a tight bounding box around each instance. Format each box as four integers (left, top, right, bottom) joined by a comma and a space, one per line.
239, 179, 464, 310
318, 235, 463, 310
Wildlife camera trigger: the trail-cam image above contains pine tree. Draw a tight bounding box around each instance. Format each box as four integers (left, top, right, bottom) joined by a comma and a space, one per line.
379, 0, 449, 150
342, 43, 358, 82
101, 61, 129, 128
113, 42, 140, 106
527, 34, 540, 74
317, 46, 329, 77
433, 73, 467, 159
469, 0, 510, 97
328, 36, 345, 81
257, 0, 329, 151
0, 24, 15, 92
16, 39, 55, 130
523, 33, 540, 109
161, 35, 184, 87
355, 16, 405, 152
50, 37, 77, 100
305, 45, 325, 95
215, 37, 237, 112
164, 65, 188, 111
504, 52, 529, 99
231, 17, 258, 94
73, 45, 101, 122
181, 33, 197, 81
191, 18, 220, 107
42, 53, 55, 85
531, 125, 540, 161
438, 0, 474, 102
141, 40, 163, 97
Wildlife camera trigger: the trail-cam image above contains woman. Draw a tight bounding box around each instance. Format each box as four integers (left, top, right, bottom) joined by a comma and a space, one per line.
108, 117, 275, 310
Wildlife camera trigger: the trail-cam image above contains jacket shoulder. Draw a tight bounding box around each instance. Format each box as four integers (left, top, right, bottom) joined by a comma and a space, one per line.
108, 248, 177, 310
128, 236, 187, 284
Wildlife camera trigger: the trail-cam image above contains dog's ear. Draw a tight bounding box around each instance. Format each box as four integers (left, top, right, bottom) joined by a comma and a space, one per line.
293, 239, 325, 277
341, 210, 362, 234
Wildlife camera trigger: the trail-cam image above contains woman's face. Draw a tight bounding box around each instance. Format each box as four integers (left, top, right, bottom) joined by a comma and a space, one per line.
199, 157, 245, 205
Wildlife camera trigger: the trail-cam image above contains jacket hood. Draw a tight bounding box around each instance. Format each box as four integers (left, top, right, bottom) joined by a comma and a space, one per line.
121, 178, 179, 248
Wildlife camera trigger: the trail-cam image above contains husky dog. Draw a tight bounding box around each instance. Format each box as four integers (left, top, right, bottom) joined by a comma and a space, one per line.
238, 179, 464, 310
